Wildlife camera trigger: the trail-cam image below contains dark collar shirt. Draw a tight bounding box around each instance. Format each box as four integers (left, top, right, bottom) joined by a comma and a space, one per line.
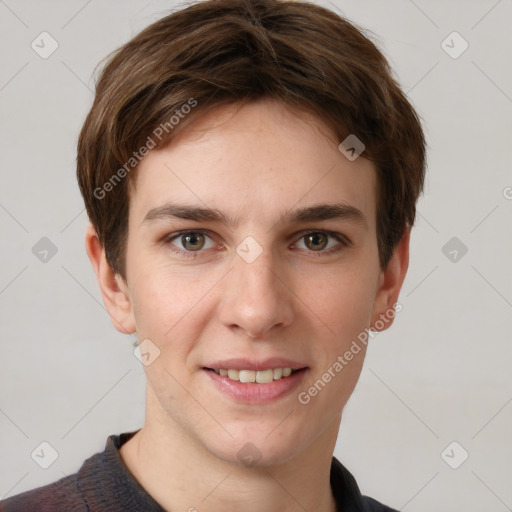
0, 430, 398, 511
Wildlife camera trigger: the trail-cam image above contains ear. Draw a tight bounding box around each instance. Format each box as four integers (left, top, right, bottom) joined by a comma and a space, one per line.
369, 228, 410, 331
84, 222, 136, 335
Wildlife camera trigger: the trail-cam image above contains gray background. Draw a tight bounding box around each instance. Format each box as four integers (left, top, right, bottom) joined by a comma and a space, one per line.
1, 0, 511, 510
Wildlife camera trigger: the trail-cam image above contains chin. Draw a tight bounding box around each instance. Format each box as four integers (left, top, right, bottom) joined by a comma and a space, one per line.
205, 425, 308, 469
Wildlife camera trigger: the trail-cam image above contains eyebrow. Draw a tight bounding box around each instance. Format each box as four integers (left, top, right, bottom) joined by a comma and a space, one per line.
141, 201, 368, 230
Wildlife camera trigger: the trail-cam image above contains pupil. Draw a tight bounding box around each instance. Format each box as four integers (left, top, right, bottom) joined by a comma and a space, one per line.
308, 233, 327, 250
184, 233, 204, 250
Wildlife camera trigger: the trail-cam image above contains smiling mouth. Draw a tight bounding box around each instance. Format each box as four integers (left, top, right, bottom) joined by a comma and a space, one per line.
204, 367, 305, 383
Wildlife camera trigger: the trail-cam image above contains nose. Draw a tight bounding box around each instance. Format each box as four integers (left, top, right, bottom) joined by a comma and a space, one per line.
217, 244, 295, 339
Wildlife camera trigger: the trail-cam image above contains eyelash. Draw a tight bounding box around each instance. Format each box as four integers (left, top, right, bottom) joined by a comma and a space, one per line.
162, 229, 351, 258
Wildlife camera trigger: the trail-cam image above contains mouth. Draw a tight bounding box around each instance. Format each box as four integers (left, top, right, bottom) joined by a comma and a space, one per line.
204, 367, 304, 383
202, 366, 309, 404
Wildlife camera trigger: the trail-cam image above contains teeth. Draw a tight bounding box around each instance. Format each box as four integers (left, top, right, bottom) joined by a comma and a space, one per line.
213, 367, 297, 383
239, 370, 256, 383
227, 369, 239, 380
256, 369, 274, 384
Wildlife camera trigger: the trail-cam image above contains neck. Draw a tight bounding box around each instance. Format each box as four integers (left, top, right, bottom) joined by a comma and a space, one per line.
120, 392, 341, 512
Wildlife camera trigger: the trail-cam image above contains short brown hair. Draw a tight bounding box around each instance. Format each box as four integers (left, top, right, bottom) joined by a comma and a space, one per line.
77, 0, 426, 279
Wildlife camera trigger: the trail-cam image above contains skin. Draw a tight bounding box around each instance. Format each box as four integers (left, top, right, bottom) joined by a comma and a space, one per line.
85, 98, 409, 512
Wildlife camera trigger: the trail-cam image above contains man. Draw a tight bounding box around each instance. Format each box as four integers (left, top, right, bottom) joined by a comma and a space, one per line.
1, 0, 425, 510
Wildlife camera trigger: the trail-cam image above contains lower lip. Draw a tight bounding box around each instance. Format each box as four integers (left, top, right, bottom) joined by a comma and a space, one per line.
202, 368, 308, 404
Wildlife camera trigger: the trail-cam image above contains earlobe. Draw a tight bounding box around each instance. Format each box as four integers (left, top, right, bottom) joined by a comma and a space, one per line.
84, 222, 136, 335
370, 229, 410, 331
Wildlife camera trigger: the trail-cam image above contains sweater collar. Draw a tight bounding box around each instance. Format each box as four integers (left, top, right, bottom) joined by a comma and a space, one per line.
78, 430, 367, 512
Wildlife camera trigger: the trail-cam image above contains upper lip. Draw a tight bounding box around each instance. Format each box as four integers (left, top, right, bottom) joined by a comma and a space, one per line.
203, 357, 309, 371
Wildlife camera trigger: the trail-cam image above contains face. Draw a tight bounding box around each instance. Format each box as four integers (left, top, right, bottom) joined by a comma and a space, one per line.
95, 99, 404, 467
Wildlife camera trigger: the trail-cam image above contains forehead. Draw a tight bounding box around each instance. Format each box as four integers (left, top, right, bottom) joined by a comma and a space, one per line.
129, 100, 377, 231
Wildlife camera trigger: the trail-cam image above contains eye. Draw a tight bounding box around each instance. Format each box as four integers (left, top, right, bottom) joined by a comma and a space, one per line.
165, 230, 217, 253
162, 229, 350, 257
294, 231, 349, 253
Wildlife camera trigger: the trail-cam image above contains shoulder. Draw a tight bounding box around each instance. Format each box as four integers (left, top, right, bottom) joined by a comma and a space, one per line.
330, 456, 399, 512
361, 495, 400, 512
0, 472, 87, 512
0, 430, 146, 512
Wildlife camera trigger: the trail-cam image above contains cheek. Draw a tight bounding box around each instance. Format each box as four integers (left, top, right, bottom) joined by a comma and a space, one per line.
311, 267, 376, 408
128, 260, 217, 352
306, 264, 378, 341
